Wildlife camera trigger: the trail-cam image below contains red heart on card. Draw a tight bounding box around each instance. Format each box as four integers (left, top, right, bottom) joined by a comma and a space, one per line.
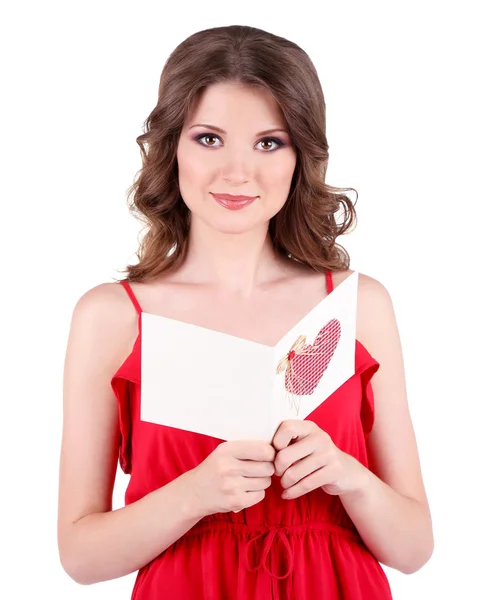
285, 319, 341, 395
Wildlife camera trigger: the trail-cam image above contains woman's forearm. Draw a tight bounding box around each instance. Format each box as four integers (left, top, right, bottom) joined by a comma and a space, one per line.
60, 470, 203, 585
339, 460, 434, 574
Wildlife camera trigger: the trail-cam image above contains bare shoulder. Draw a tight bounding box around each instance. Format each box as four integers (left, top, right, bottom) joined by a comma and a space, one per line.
68, 282, 139, 367
332, 269, 395, 350
72, 281, 136, 324
332, 268, 391, 303
355, 272, 396, 357
355, 270, 392, 305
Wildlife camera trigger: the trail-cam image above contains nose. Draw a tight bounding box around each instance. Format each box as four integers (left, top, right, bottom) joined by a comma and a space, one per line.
219, 146, 254, 185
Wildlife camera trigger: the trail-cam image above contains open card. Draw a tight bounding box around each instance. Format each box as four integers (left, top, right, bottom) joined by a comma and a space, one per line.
141, 271, 358, 442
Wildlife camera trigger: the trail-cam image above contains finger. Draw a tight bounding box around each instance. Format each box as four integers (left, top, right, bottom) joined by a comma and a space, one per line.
243, 476, 272, 492
274, 435, 316, 476
243, 490, 265, 508
280, 454, 327, 489
230, 441, 276, 462
281, 467, 329, 500
239, 461, 275, 478
272, 420, 315, 451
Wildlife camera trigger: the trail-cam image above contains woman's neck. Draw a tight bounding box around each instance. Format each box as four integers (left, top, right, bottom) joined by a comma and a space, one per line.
178, 220, 288, 295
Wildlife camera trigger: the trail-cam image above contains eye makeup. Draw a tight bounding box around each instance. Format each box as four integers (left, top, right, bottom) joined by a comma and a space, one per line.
193, 133, 286, 151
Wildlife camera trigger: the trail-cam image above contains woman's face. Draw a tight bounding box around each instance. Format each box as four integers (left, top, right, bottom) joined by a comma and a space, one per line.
176, 81, 297, 235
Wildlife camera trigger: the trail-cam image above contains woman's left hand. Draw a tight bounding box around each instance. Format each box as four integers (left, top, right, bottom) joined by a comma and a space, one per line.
272, 420, 370, 500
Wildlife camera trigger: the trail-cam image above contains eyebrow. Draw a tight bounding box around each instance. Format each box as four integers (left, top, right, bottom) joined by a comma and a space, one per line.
189, 123, 289, 137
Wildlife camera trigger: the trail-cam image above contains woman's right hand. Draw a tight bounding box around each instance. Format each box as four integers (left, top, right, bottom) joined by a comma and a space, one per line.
185, 441, 276, 517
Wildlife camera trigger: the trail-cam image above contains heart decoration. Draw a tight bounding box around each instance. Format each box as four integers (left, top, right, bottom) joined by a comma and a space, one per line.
276, 319, 342, 413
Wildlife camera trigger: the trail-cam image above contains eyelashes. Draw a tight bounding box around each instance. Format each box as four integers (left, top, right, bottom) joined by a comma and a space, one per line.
194, 133, 286, 152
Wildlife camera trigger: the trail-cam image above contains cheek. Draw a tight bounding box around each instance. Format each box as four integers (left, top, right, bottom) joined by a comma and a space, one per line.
262, 155, 296, 190
177, 148, 214, 206
260, 160, 296, 214
177, 147, 209, 183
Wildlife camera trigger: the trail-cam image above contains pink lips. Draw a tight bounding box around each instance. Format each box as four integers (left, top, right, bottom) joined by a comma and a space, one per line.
211, 193, 258, 211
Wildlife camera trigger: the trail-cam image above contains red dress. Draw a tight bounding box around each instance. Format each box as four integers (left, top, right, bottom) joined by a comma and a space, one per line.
110, 272, 393, 599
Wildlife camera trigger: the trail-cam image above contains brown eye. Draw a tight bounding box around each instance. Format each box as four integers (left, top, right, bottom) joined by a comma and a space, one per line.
195, 133, 284, 151
256, 137, 284, 152
195, 134, 221, 147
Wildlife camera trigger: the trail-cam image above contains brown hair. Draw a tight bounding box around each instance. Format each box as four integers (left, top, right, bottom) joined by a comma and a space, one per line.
118, 25, 357, 283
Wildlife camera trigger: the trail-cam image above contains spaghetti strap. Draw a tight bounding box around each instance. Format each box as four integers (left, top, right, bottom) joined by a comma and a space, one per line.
119, 279, 143, 316
325, 271, 334, 294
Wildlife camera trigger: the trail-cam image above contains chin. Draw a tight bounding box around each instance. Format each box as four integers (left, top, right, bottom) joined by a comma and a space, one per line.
191, 204, 275, 235
206, 215, 266, 235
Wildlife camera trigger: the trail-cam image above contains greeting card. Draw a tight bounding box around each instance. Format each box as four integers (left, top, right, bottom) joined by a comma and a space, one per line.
141, 271, 358, 442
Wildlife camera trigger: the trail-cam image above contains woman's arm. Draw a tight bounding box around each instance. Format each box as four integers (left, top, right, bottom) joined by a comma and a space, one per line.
339, 273, 433, 573
58, 284, 203, 585
58, 283, 275, 585
272, 272, 433, 574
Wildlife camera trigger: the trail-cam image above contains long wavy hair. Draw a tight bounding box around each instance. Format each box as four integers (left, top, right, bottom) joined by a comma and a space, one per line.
118, 25, 357, 283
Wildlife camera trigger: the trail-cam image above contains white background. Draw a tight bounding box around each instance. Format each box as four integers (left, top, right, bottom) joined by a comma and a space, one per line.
1, 1, 494, 598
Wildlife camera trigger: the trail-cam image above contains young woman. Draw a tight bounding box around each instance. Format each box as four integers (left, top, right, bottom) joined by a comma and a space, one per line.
58, 24, 433, 599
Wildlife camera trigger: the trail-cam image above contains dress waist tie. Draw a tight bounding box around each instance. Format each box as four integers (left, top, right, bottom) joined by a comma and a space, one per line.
243, 522, 361, 600
184, 519, 362, 600
244, 526, 295, 600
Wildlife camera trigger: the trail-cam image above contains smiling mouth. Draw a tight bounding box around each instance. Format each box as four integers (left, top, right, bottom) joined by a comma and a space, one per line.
211, 193, 258, 210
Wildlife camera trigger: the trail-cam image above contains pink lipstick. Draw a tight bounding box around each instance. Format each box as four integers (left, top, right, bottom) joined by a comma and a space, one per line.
211, 193, 258, 211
